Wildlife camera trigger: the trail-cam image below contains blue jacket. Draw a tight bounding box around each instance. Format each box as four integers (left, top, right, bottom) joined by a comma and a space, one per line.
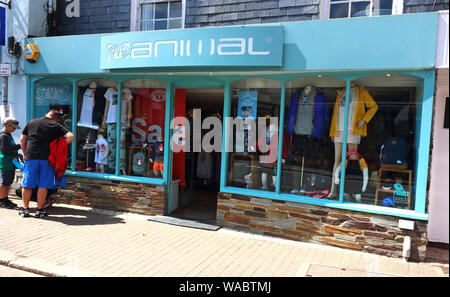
286, 89, 329, 138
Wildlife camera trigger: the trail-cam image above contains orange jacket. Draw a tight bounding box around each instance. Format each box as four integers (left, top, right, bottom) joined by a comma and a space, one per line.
49, 137, 68, 178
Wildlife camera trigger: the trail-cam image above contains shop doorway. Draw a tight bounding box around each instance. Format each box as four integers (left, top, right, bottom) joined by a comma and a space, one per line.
171, 88, 224, 222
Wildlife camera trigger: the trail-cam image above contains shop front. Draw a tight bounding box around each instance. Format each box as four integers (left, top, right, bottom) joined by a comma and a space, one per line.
23, 12, 439, 260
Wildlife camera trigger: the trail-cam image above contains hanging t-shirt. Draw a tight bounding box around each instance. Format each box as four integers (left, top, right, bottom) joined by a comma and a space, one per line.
104, 87, 133, 124
294, 89, 316, 135
197, 151, 213, 179
79, 88, 96, 126
95, 137, 109, 165
337, 87, 357, 131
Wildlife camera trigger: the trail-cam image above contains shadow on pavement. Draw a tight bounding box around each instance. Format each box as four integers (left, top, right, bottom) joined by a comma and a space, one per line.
41, 206, 126, 226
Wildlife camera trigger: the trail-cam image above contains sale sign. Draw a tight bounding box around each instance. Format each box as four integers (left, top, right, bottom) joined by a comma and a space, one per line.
131, 88, 185, 185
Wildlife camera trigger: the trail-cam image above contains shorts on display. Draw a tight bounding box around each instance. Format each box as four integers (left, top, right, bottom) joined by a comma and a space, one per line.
333, 130, 361, 144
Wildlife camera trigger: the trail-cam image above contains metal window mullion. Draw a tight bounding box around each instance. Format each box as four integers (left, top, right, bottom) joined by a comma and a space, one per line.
71, 80, 77, 171
164, 82, 174, 213
115, 82, 122, 176
220, 81, 231, 192
414, 71, 435, 214
275, 83, 286, 194
338, 80, 352, 203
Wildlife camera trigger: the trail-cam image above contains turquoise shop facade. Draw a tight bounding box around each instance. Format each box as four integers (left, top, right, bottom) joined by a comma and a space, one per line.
23, 12, 440, 258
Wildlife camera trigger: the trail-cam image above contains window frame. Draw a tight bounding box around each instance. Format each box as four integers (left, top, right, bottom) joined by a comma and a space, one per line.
27, 69, 433, 221
320, 0, 404, 19
130, 0, 186, 32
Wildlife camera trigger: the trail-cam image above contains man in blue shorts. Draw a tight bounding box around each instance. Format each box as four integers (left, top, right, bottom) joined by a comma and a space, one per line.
19, 110, 74, 218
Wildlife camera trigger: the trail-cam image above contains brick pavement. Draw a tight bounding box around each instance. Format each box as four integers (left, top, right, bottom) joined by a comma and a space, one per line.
0, 202, 448, 277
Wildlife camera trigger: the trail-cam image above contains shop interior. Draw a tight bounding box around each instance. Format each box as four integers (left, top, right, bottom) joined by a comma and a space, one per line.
171, 88, 224, 222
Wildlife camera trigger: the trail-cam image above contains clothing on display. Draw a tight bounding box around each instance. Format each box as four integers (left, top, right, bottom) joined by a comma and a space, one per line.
330, 86, 378, 138
104, 87, 133, 124
106, 123, 126, 171
132, 151, 148, 176
94, 136, 109, 165
78, 88, 96, 127
335, 153, 369, 195
197, 151, 214, 180
286, 87, 328, 138
150, 140, 164, 163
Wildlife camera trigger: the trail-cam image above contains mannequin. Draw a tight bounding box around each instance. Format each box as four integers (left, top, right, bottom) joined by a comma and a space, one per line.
261, 121, 278, 191
334, 150, 369, 203
94, 131, 109, 173
328, 84, 378, 198
102, 85, 133, 174
78, 81, 98, 129
150, 135, 164, 177
286, 85, 328, 193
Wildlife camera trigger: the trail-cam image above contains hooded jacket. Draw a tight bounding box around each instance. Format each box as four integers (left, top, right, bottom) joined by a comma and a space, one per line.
49, 137, 68, 178
329, 86, 378, 137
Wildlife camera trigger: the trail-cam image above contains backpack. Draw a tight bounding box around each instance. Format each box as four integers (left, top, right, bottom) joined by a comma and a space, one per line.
380, 137, 409, 165
132, 151, 148, 176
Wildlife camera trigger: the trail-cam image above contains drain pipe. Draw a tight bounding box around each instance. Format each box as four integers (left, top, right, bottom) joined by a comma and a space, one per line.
403, 236, 411, 262
398, 219, 415, 262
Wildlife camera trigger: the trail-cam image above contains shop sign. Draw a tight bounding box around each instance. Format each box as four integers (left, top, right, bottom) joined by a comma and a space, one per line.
100, 26, 283, 69
35, 84, 71, 104
0, 63, 11, 76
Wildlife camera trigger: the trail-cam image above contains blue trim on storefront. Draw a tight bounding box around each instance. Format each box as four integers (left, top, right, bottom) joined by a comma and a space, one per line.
23, 13, 439, 220
26, 69, 434, 219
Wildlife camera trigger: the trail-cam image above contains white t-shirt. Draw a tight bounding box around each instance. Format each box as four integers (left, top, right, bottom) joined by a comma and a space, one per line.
337, 87, 357, 131
104, 87, 133, 124
79, 88, 95, 126
95, 137, 109, 165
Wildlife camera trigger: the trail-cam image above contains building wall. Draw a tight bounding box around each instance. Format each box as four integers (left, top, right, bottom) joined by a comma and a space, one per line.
53, 0, 450, 37
217, 193, 428, 261
404, 0, 449, 13
185, 0, 320, 28
56, 0, 131, 35
427, 68, 449, 243
11, 172, 167, 216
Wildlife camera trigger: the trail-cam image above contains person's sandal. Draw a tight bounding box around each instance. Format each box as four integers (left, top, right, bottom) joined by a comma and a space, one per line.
0, 198, 17, 209
35, 208, 48, 218
19, 207, 30, 217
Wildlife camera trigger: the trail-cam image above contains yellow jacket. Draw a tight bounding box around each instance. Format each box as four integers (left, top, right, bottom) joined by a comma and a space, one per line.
329, 86, 378, 137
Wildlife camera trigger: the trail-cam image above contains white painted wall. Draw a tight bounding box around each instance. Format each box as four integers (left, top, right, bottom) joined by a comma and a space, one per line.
427, 68, 449, 244
1, 0, 49, 144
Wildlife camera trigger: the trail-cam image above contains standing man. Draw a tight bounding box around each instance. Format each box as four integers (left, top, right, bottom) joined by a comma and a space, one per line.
19, 110, 74, 218
0, 117, 22, 209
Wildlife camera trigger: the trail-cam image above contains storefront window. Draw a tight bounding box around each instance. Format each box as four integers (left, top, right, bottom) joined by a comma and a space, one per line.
34, 78, 73, 167
75, 78, 118, 174
226, 78, 281, 191
335, 74, 422, 210
122, 78, 167, 178
281, 76, 345, 199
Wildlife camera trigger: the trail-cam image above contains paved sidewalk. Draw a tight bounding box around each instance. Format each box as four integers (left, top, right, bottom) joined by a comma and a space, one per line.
0, 202, 448, 277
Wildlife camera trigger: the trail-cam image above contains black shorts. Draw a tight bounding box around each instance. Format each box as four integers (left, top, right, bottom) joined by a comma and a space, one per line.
0, 170, 15, 186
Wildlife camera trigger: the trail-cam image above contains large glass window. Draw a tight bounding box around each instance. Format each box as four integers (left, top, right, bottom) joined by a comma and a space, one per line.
334, 74, 422, 210
139, 0, 183, 31
226, 78, 282, 191
34, 78, 73, 167
75, 78, 117, 174
122, 78, 167, 178
281, 76, 345, 199
329, 0, 393, 18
